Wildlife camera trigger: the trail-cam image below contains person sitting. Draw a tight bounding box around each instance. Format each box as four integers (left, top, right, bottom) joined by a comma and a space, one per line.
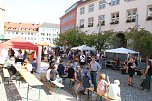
97, 73, 110, 96
46, 63, 61, 85
67, 64, 75, 79
22, 59, 33, 73
108, 80, 121, 101
57, 60, 66, 77
4, 56, 17, 76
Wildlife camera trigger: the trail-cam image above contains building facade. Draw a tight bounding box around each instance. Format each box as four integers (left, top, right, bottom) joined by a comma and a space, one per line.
76, 0, 152, 34
60, 1, 83, 33
0, 1, 5, 34
4, 22, 60, 44
4, 22, 39, 44
39, 23, 60, 44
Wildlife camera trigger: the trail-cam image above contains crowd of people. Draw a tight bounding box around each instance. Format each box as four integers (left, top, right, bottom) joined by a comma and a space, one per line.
44, 47, 152, 100
1, 46, 152, 101
44, 47, 123, 100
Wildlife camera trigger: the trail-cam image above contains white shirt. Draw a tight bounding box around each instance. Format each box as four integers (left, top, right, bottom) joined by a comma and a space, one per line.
80, 55, 85, 62
26, 63, 33, 72
108, 84, 121, 100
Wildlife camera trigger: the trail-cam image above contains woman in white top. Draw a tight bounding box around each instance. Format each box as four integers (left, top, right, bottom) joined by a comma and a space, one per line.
97, 73, 110, 96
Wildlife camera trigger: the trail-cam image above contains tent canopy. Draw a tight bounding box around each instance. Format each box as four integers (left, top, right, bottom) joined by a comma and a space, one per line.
0, 37, 38, 51
105, 47, 139, 54
37, 42, 56, 47
71, 45, 95, 51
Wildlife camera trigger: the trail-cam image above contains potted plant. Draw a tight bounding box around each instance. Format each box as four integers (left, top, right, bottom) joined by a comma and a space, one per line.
146, 16, 152, 20
126, 19, 131, 23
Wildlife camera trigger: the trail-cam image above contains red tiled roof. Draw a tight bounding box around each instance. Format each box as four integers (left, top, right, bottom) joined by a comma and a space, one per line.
5, 22, 39, 32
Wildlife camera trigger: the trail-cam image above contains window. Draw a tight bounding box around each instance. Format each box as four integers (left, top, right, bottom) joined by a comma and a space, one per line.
41, 38, 44, 41
41, 33, 45, 36
98, 15, 105, 26
99, 0, 106, 9
126, 8, 137, 23
80, 19, 84, 28
111, 12, 119, 24
147, 5, 152, 20
31, 33, 33, 35
88, 4, 94, 12
111, 0, 120, 6
80, 7, 85, 15
28, 33, 30, 35
88, 17, 94, 27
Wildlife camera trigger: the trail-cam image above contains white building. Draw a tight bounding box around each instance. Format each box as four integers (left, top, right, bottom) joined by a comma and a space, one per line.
76, 0, 152, 34
0, 1, 5, 34
4, 22, 39, 44
4, 22, 60, 44
39, 23, 60, 44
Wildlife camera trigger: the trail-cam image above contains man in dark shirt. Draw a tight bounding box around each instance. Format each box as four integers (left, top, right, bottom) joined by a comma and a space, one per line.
57, 60, 65, 76
67, 64, 75, 78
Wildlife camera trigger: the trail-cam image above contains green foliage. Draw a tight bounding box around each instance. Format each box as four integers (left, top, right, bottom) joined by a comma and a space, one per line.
55, 28, 152, 57
125, 28, 152, 57
55, 29, 117, 51
54, 29, 83, 47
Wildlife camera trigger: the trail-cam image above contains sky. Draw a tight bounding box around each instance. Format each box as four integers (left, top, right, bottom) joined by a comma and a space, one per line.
3, 0, 78, 24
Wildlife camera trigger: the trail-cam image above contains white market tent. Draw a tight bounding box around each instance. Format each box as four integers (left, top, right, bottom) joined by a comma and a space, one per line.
105, 47, 139, 54
71, 45, 95, 51
105, 47, 140, 64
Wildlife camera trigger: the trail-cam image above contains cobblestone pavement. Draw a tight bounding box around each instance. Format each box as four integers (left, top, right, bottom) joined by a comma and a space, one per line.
63, 68, 152, 101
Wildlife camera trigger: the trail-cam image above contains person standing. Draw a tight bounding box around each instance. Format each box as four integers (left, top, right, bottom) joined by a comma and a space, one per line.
79, 52, 86, 68
57, 60, 65, 77
127, 58, 136, 87
140, 61, 152, 91
90, 56, 101, 91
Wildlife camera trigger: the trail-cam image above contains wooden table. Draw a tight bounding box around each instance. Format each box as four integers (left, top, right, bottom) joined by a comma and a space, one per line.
14, 65, 43, 101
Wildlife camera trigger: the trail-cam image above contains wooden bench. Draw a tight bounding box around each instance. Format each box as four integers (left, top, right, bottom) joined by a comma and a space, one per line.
19, 71, 43, 101
86, 88, 114, 101
69, 78, 75, 87
134, 68, 144, 75
119, 68, 128, 74
60, 75, 68, 80
52, 80, 64, 93
3, 68, 11, 84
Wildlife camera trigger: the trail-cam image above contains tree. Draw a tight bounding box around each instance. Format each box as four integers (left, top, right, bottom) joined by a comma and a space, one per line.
125, 28, 152, 58
54, 29, 84, 47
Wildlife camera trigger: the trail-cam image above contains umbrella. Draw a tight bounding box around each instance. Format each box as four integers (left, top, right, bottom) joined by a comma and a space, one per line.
37, 42, 56, 47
